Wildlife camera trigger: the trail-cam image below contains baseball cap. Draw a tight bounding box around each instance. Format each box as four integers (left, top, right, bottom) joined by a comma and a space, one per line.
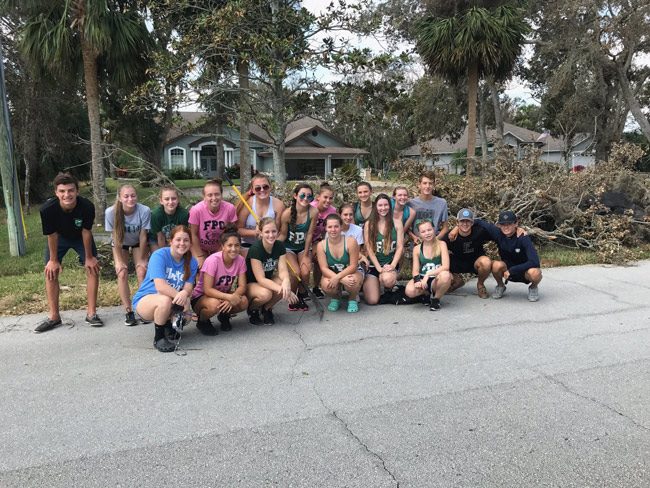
497, 210, 517, 225
456, 208, 474, 222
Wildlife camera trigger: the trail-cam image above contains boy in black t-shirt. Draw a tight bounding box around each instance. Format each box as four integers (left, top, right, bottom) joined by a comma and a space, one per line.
35, 173, 102, 333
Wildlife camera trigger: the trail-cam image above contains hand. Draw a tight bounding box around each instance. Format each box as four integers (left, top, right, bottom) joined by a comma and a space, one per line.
227, 294, 242, 308
300, 255, 311, 272
382, 264, 394, 273
44, 260, 62, 281
286, 291, 299, 305
84, 256, 100, 276
448, 227, 459, 241
341, 274, 358, 288
516, 227, 528, 237
503, 270, 510, 281
173, 289, 189, 307
415, 279, 426, 290
326, 276, 339, 290
280, 279, 293, 302
217, 299, 233, 313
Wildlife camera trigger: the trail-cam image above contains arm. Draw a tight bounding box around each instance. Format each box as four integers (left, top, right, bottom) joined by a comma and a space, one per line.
474, 219, 501, 241
436, 220, 449, 240
81, 228, 99, 276
302, 207, 318, 264
278, 209, 290, 242
426, 240, 450, 277
388, 219, 404, 270
403, 210, 416, 239
153, 278, 193, 307
316, 240, 337, 280
189, 224, 205, 267
237, 199, 257, 239
274, 198, 286, 230
507, 237, 541, 276
138, 228, 148, 254
364, 223, 382, 269
277, 255, 295, 302
156, 231, 166, 248
44, 233, 62, 281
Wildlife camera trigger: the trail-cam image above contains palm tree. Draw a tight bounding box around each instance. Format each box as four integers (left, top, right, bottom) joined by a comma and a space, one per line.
17, 0, 150, 218
416, 4, 528, 175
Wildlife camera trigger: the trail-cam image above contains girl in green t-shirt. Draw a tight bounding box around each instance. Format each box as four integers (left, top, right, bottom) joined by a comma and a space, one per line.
149, 186, 189, 251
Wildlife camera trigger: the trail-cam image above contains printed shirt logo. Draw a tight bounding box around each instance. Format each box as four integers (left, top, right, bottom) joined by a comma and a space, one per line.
166, 268, 185, 290
74, 218, 83, 229
330, 263, 346, 273
376, 240, 396, 255
421, 262, 440, 274
263, 257, 278, 272
289, 230, 306, 245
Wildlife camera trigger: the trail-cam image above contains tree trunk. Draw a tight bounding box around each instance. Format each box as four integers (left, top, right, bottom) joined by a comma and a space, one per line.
488, 78, 504, 145
478, 89, 488, 164
216, 119, 225, 179
81, 39, 106, 221
272, 125, 286, 185
22, 82, 37, 213
466, 62, 478, 176
238, 60, 251, 192
616, 64, 650, 142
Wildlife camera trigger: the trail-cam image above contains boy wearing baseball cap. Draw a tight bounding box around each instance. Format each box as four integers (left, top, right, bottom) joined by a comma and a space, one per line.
474, 210, 543, 301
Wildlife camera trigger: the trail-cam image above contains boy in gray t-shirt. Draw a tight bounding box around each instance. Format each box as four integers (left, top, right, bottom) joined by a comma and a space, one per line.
408, 171, 449, 241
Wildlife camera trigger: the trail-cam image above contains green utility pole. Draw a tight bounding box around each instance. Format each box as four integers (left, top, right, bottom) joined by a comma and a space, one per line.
0, 39, 26, 256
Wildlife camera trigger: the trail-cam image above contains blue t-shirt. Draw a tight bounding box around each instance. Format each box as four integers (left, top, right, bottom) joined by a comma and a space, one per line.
132, 247, 198, 309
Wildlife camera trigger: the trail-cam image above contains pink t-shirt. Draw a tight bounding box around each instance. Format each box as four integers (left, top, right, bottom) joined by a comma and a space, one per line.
193, 252, 246, 297
189, 200, 237, 253
310, 201, 337, 242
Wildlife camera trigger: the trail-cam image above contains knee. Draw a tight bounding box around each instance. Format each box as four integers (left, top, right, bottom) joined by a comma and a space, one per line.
528, 268, 543, 283
259, 289, 273, 303
239, 296, 249, 310
476, 256, 492, 271
437, 271, 452, 285
115, 265, 129, 281
492, 261, 506, 273
381, 273, 396, 288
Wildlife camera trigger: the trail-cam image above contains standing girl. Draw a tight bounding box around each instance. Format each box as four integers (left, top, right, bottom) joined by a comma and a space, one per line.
191, 224, 248, 335
246, 217, 298, 325
316, 214, 363, 313
279, 183, 318, 311
354, 181, 373, 226
105, 184, 151, 326
189, 179, 238, 269
133, 226, 198, 353
237, 174, 285, 254
392, 186, 416, 232
363, 194, 404, 305
149, 186, 189, 251
404, 220, 452, 311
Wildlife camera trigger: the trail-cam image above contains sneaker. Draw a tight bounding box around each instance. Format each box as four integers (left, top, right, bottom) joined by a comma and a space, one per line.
429, 297, 441, 311
248, 308, 263, 326
298, 296, 309, 311
528, 285, 539, 302
34, 317, 62, 334
312, 287, 325, 299
493, 285, 506, 299
124, 311, 138, 327
288, 301, 302, 312
153, 337, 176, 353
196, 318, 218, 336
217, 313, 232, 331
262, 307, 275, 325
85, 314, 104, 327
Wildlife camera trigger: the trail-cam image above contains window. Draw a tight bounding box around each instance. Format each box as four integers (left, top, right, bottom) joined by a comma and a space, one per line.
169, 147, 185, 169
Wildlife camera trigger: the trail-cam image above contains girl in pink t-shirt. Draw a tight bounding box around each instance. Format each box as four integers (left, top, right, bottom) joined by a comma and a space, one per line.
189, 179, 238, 269
191, 224, 248, 335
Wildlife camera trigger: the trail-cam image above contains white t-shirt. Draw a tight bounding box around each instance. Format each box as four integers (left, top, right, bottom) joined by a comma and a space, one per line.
341, 223, 364, 245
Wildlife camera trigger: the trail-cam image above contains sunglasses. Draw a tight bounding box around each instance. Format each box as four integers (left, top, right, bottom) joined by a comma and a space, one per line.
254, 184, 270, 192
298, 193, 314, 202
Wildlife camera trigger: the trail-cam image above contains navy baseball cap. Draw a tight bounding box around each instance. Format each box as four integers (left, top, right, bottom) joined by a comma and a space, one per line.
456, 208, 474, 222
497, 210, 517, 225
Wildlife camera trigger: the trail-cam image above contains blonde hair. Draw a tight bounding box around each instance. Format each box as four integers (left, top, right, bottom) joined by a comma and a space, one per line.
112, 184, 136, 247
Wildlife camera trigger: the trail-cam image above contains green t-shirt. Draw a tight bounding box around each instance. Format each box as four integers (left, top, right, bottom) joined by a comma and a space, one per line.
245, 239, 286, 283
149, 205, 190, 243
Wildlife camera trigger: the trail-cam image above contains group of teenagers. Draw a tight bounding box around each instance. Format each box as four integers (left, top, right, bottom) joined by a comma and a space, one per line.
36, 171, 543, 353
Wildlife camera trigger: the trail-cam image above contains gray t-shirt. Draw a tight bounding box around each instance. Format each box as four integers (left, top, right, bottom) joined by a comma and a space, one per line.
409, 196, 448, 236
105, 203, 152, 247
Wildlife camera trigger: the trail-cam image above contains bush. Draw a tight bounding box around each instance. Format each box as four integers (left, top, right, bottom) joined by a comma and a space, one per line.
166, 168, 203, 180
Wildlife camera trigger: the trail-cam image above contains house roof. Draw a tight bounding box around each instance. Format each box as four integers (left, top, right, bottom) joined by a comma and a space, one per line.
400, 122, 587, 157
258, 147, 368, 157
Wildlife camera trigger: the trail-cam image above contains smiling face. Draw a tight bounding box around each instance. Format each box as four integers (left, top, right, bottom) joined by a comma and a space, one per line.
497, 222, 517, 237
457, 219, 473, 237
160, 189, 179, 215
417, 220, 435, 241
119, 186, 138, 211
294, 188, 314, 208
260, 221, 278, 245
394, 188, 409, 206
222, 235, 241, 260
170, 230, 191, 257
252, 176, 271, 199
418, 176, 434, 196
203, 183, 222, 212
326, 217, 342, 238
375, 197, 391, 218
316, 188, 334, 210
55, 183, 79, 211
340, 206, 354, 226
357, 184, 371, 203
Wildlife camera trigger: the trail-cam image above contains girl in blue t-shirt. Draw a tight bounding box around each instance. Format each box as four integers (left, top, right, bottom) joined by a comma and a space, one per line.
133, 226, 198, 353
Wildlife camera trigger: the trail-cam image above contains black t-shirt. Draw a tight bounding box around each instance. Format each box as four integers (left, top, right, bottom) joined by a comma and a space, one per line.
245, 239, 286, 283
40, 196, 95, 239
442, 226, 491, 270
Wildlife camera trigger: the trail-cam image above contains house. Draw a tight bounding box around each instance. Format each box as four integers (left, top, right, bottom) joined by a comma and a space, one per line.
399, 123, 595, 173
162, 113, 369, 179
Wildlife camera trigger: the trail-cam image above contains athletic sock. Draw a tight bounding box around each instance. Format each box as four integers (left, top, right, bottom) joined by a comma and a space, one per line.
154, 323, 166, 342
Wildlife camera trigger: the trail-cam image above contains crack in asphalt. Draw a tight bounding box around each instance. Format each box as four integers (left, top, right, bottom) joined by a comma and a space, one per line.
289, 326, 309, 385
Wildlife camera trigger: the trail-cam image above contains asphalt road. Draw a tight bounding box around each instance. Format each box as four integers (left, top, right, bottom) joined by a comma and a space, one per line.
1, 261, 649, 487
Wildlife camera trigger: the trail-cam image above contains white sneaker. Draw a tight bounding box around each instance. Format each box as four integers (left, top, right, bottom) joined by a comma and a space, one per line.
528, 285, 539, 302
493, 285, 506, 299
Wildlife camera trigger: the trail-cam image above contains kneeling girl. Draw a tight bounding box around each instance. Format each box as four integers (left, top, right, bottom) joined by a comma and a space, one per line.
192, 224, 248, 336
316, 214, 363, 313
132, 226, 198, 352
405, 220, 452, 311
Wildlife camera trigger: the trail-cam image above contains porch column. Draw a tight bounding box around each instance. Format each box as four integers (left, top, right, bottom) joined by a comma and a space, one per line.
325, 155, 332, 176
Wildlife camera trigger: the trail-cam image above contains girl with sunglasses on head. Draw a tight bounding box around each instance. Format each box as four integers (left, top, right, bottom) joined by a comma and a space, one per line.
237, 174, 285, 255
105, 184, 152, 326
316, 214, 363, 313
363, 193, 404, 305
279, 183, 318, 311
405, 219, 452, 311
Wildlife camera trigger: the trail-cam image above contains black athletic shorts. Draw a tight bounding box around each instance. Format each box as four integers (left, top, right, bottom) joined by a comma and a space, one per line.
44, 235, 97, 265
190, 295, 202, 309
367, 264, 400, 279
450, 258, 480, 275
507, 272, 530, 284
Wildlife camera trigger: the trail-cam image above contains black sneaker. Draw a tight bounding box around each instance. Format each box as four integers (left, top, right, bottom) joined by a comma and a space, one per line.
248, 308, 263, 326
217, 313, 232, 331
429, 297, 441, 311
312, 287, 325, 299
124, 311, 138, 327
288, 301, 302, 312
153, 337, 176, 353
196, 318, 218, 336
34, 317, 62, 334
262, 307, 275, 325
85, 314, 104, 327
298, 296, 309, 311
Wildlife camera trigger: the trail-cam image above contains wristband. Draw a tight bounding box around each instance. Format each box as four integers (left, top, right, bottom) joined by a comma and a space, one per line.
413, 275, 422, 283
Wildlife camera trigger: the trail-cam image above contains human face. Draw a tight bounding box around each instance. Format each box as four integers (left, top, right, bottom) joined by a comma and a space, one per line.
418, 177, 434, 196
376, 198, 391, 218
418, 222, 435, 241
357, 185, 371, 203
394, 189, 409, 206
326, 219, 341, 238
252, 178, 271, 198
340, 207, 354, 225
497, 222, 517, 237
55, 183, 79, 211
295, 189, 313, 207
260, 222, 278, 245
222, 236, 241, 260
119, 186, 138, 211
457, 219, 473, 237
203, 184, 222, 212
170, 231, 191, 257
317, 189, 334, 210
160, 190, 179, 215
